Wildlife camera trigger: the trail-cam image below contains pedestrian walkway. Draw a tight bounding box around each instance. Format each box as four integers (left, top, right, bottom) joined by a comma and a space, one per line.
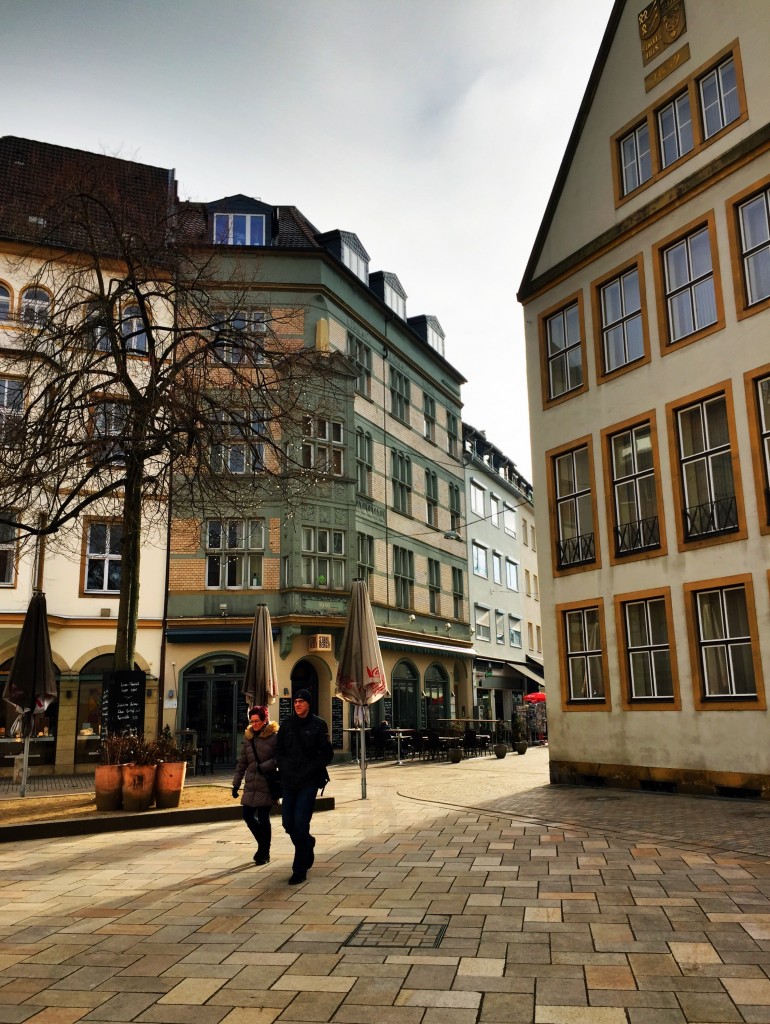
2, 747, 770, 1024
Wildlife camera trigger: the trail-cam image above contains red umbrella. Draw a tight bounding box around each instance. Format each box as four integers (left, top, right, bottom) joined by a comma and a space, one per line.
524, 691, 546, 703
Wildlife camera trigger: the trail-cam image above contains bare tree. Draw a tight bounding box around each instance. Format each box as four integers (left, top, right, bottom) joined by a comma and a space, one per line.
0, 170, 349, 670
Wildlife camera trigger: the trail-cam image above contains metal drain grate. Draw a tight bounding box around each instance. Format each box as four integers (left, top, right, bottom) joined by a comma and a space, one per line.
344, 920, 447, 948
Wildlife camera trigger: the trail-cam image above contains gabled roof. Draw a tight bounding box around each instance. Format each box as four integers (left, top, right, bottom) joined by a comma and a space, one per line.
517, 0, 624, 301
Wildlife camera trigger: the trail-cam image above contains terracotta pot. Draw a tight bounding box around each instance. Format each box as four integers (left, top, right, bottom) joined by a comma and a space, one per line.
154, 761, 187, 809
121, 763, 156, 812
95, 764, 124, 811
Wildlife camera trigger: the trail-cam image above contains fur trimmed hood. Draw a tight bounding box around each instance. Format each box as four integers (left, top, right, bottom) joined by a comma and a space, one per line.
244, 720, 279, 741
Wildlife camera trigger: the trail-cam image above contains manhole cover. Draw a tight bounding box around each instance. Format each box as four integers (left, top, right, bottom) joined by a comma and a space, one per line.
344, 921, 447, 948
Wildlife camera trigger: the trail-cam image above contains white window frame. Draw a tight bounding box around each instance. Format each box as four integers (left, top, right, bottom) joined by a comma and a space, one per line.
503, 502, 516, 537
302, 417, 344, 477
505, 558, 519, 591
470, 481, 485, 517
695, 585, 757, 697
565, 607, 605, 701
600, 267, 644, 372
472, 541, 488, 578
85, 522, 122, 593
301, 526, 345, 590
492, 551, 502, 586
658, 91, 693, 168
0, 515, 16, 586
624, 597, 674, 700
699, 56, 739, 140
495, 609, 505, 645
546, 301, 583, 399
206, 519, 265, 589
619, 122, 651, 195
509, 615, 522, 648
474, 604, 491, 641
738, 187, 770, 307
213, 212, 265, 246
663, 227, 717, 342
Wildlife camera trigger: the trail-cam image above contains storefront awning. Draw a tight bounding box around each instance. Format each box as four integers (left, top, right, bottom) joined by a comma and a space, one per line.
377, 635, 477, 659
510, 662, 545, 686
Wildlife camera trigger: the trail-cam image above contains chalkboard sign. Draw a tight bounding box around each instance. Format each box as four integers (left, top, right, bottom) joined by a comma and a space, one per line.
331, 697, 344, 749
101, 670, 146, 736
382, 696, 393, 724
278, 697, 292, 725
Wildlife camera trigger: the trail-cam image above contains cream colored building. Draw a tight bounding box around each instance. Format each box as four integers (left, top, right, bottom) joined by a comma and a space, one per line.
519, 0, 770, 796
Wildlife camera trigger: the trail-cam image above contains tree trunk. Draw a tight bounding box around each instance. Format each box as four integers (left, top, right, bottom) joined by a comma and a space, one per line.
115, 458, 143, 672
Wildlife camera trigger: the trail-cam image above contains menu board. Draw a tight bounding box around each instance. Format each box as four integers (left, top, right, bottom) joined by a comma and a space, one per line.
331, 697, 344, 749
382, 696, 393, 723
278, 697, 292, 725
100, 670, 145, 736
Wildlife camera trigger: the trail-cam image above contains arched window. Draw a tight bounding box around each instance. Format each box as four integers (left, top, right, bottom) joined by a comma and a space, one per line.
121, 305, 147, 353
391, 659, 420, 728
0, 285, 11, 321
20, 287, 50, 325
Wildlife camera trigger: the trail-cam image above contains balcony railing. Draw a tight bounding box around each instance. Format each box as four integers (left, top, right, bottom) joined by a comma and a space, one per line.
557, 531, 595, 568
684, 495, 738, 539
615, 515, 660, 556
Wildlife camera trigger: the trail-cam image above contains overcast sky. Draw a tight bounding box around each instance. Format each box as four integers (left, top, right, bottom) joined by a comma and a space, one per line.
4, 0, 614, 479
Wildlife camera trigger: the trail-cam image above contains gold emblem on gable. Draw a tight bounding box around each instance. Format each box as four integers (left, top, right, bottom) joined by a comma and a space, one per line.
638, 0, 686, 66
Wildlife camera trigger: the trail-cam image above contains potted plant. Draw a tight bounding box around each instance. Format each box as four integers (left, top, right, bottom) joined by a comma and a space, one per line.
122, 735, 158, 812
95, 734, 131, 811
511, 711, 528, 756
153, 726, 188, 809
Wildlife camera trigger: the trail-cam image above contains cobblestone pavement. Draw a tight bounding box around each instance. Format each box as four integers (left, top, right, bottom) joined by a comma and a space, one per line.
2, 747, 770, 1024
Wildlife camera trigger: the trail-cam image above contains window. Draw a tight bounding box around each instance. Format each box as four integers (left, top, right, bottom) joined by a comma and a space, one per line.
92, 401, 128, 463
423, 394, 436, 441
120, 306, 147, 353
212, 310, 267, 365
0, 285, 11, 320
660, 225, 718, 343
392, 450, 412, 514
20, 287, 50, 325
536, 625, 542, 653
471, 481, 485, 517
692, 583, 757, 698
676, 393, 738, 540
85, 522, 122, 593
599, 266, 644, 373
348, 335, 372, 397
490, 495, 500, 528
622, 596, 674, 699
545, 300, 584, 399
509, 615, 522, 647
472, 542, 488, 578
213, 212, 265, 246
525, 569, 531, 597
452, 566, 464, 619
0, 377, 23, 443
302, 417, 344, 477
505, 558, 519, 591
428, 558, 441, 614
533, 575, 539, 601
425, 469, 438, 527
609, 421, 660, 555
384, 281, 406, 319
527, 622, 534, 651
554, 444, 596, 569
393, 546, 414, 609
750, 373, 770, 526
738, 186, 770, 307
531, 526, 536, 552
495, 610, 505, 645
658, 91, 693, 168
355, 429, 372, 495
390, 368, 410, 423
492, 552, 502, 586
0, 516, 16, 585
206, 519, 265, 589
699, 56, 739, 139
342, 242, 368, 281
564, 605, 605, 701
449, 484, 461, 532
357, 532, 374, 588
619, 121, 651, 195
301, 527, 345, 590
521, 519, 528, 545
474, 605, 490, 641
447, 412, 459, 457
502, 502, 516, 537
212, 411, 266, 474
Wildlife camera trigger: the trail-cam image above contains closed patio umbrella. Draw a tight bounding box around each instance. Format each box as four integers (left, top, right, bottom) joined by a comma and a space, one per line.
241, 604, 278, 708
2, 591, 58, 796
335, 578, 388, 799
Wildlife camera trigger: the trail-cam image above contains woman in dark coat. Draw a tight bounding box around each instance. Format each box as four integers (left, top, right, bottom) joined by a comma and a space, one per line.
232, 705, 279, 865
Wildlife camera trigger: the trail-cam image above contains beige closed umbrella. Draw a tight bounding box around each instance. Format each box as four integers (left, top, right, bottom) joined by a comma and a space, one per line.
241, 604, 278, 708
335, 578, 388, 799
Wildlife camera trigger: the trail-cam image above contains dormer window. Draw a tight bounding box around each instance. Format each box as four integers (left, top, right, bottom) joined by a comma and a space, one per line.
213, 213, 265, 247
384, 281, 406, 319
427, 324, 445, 356
341, 242, 368, 282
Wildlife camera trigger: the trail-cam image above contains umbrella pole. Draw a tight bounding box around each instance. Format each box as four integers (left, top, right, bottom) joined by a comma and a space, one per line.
19, 734, 30, 798
360, 721, 367, 800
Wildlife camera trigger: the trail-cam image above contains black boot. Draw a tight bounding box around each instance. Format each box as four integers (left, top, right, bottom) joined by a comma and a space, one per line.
254, 849, 270, 865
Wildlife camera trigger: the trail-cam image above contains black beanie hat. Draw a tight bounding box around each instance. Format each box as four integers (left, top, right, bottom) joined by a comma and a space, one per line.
293, 688, 312, 704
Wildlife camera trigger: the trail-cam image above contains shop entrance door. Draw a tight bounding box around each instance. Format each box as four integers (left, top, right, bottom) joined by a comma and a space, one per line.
182, 656, 247, 766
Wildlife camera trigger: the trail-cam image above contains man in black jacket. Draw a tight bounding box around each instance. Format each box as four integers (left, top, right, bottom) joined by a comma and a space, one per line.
275, 688, 333, 884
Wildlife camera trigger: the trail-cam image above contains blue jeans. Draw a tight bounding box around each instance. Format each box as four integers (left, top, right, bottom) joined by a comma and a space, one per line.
281, 785, 317, 874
